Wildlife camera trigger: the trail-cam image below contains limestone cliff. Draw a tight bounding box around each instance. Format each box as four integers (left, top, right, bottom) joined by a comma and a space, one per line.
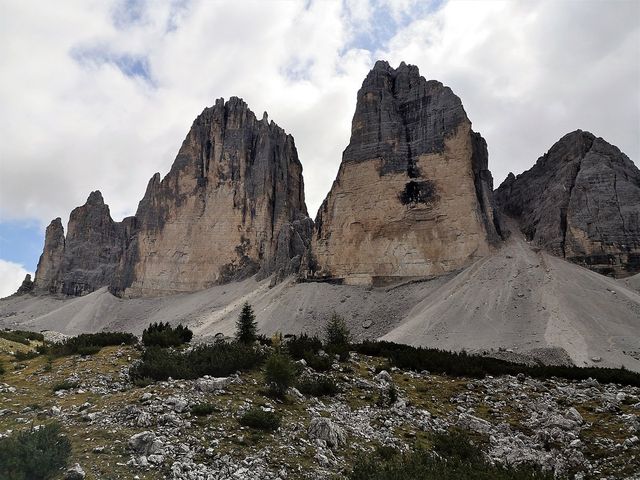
33, 217, 66, 293
33, 98, 310, 297
113, 97, 311, 296
310, 61, 503, 285
495, 130, 640, 277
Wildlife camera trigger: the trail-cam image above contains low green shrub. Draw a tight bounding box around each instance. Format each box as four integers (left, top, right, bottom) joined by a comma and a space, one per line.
297, 375, 340, 397
0, 422, 71, 480
286, 334, 322, 360
238, 408, 281, 431
191, 403, 216, 417
264, 353, 297, 398
130, 342, 264, 382
13, 350, 39, 361
42, 332, 137, 357
142, 322, 193, 347
353, 341, 640, 387
348, 432, 553, 480
304, 352, 332, 372
376, 384, 398, 408
52, 380, 79, 392
0, 329, 44, 345
431, 430, 483, 462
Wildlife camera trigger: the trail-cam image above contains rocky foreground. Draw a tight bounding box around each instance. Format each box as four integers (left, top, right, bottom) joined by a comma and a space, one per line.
1, 337, 639, 480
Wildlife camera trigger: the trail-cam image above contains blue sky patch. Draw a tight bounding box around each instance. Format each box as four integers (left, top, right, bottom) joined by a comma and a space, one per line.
0, 220, 44, 272
72, 47, 154, 84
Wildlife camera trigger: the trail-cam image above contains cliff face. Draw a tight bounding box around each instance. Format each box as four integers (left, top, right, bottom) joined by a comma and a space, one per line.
33, 217, 66, 293
34, 98, 311, 297
495, 130, 640, 277
310, 61, 502, 285
113, 97, 311, 296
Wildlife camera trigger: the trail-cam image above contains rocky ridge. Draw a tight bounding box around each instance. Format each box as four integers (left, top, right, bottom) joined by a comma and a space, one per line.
495, 130, 640, 277
33, 98, 312, 297
310, 61, 503, 285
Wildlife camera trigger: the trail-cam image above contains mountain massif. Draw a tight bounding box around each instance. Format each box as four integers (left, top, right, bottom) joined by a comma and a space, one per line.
32, 61, 511, 297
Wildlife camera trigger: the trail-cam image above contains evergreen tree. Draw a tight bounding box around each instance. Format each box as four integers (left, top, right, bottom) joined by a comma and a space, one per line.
236, 302, 258, 344
325, 313, 350, 347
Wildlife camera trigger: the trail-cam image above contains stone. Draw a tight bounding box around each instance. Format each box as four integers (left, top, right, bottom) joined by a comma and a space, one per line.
308, 61, 503, 285
457, 412, 493, 435
495, 130, 640, 277
374, 370, 393, 384
128, 431, 163, 456
308, 416, 346, 449
63, 463, 85, 480
195, 376, 232, 392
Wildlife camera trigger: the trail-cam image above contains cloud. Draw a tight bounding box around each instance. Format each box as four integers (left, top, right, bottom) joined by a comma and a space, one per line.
0, 0, 638, 274
0, 260, 30, 299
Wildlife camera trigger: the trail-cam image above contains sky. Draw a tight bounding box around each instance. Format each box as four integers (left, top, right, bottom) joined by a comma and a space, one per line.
0, 0, 638, 297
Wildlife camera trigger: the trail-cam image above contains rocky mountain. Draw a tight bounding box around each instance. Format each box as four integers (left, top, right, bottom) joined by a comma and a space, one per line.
33, 193, 132, 296
309, 61, 503, 285
113, 97, 311, 297
34, 97, 312, 297
495, 130, 640, 277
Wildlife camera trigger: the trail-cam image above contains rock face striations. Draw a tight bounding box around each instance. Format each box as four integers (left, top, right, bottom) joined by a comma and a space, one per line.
309, 61, 503, 285
32, 63, 510, 296
115, 97, 311, 296
495, 130, 640, 277
34, 97, 312, 297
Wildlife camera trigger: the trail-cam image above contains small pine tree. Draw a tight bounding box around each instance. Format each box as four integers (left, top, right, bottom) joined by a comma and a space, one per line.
236, 302, 258, 344
264, 353, 297, 398
325, 313, 350, 347
325, 313, 351, 361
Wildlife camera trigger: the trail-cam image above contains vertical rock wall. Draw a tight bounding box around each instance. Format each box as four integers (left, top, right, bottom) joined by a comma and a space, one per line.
310, 61, 502, 285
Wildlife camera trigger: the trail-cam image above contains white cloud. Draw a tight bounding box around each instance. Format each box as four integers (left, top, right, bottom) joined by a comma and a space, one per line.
0, 0, 637, 249
0, 260, 30, 299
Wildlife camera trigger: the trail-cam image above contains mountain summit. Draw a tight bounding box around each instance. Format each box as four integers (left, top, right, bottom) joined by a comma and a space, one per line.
495, 130, 640, 277
310, 61, 503, 285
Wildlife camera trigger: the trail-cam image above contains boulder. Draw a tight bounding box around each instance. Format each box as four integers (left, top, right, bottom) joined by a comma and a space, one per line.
63, 463, 85, 480
128, 431, 163, 456
308, 416, 346, 449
